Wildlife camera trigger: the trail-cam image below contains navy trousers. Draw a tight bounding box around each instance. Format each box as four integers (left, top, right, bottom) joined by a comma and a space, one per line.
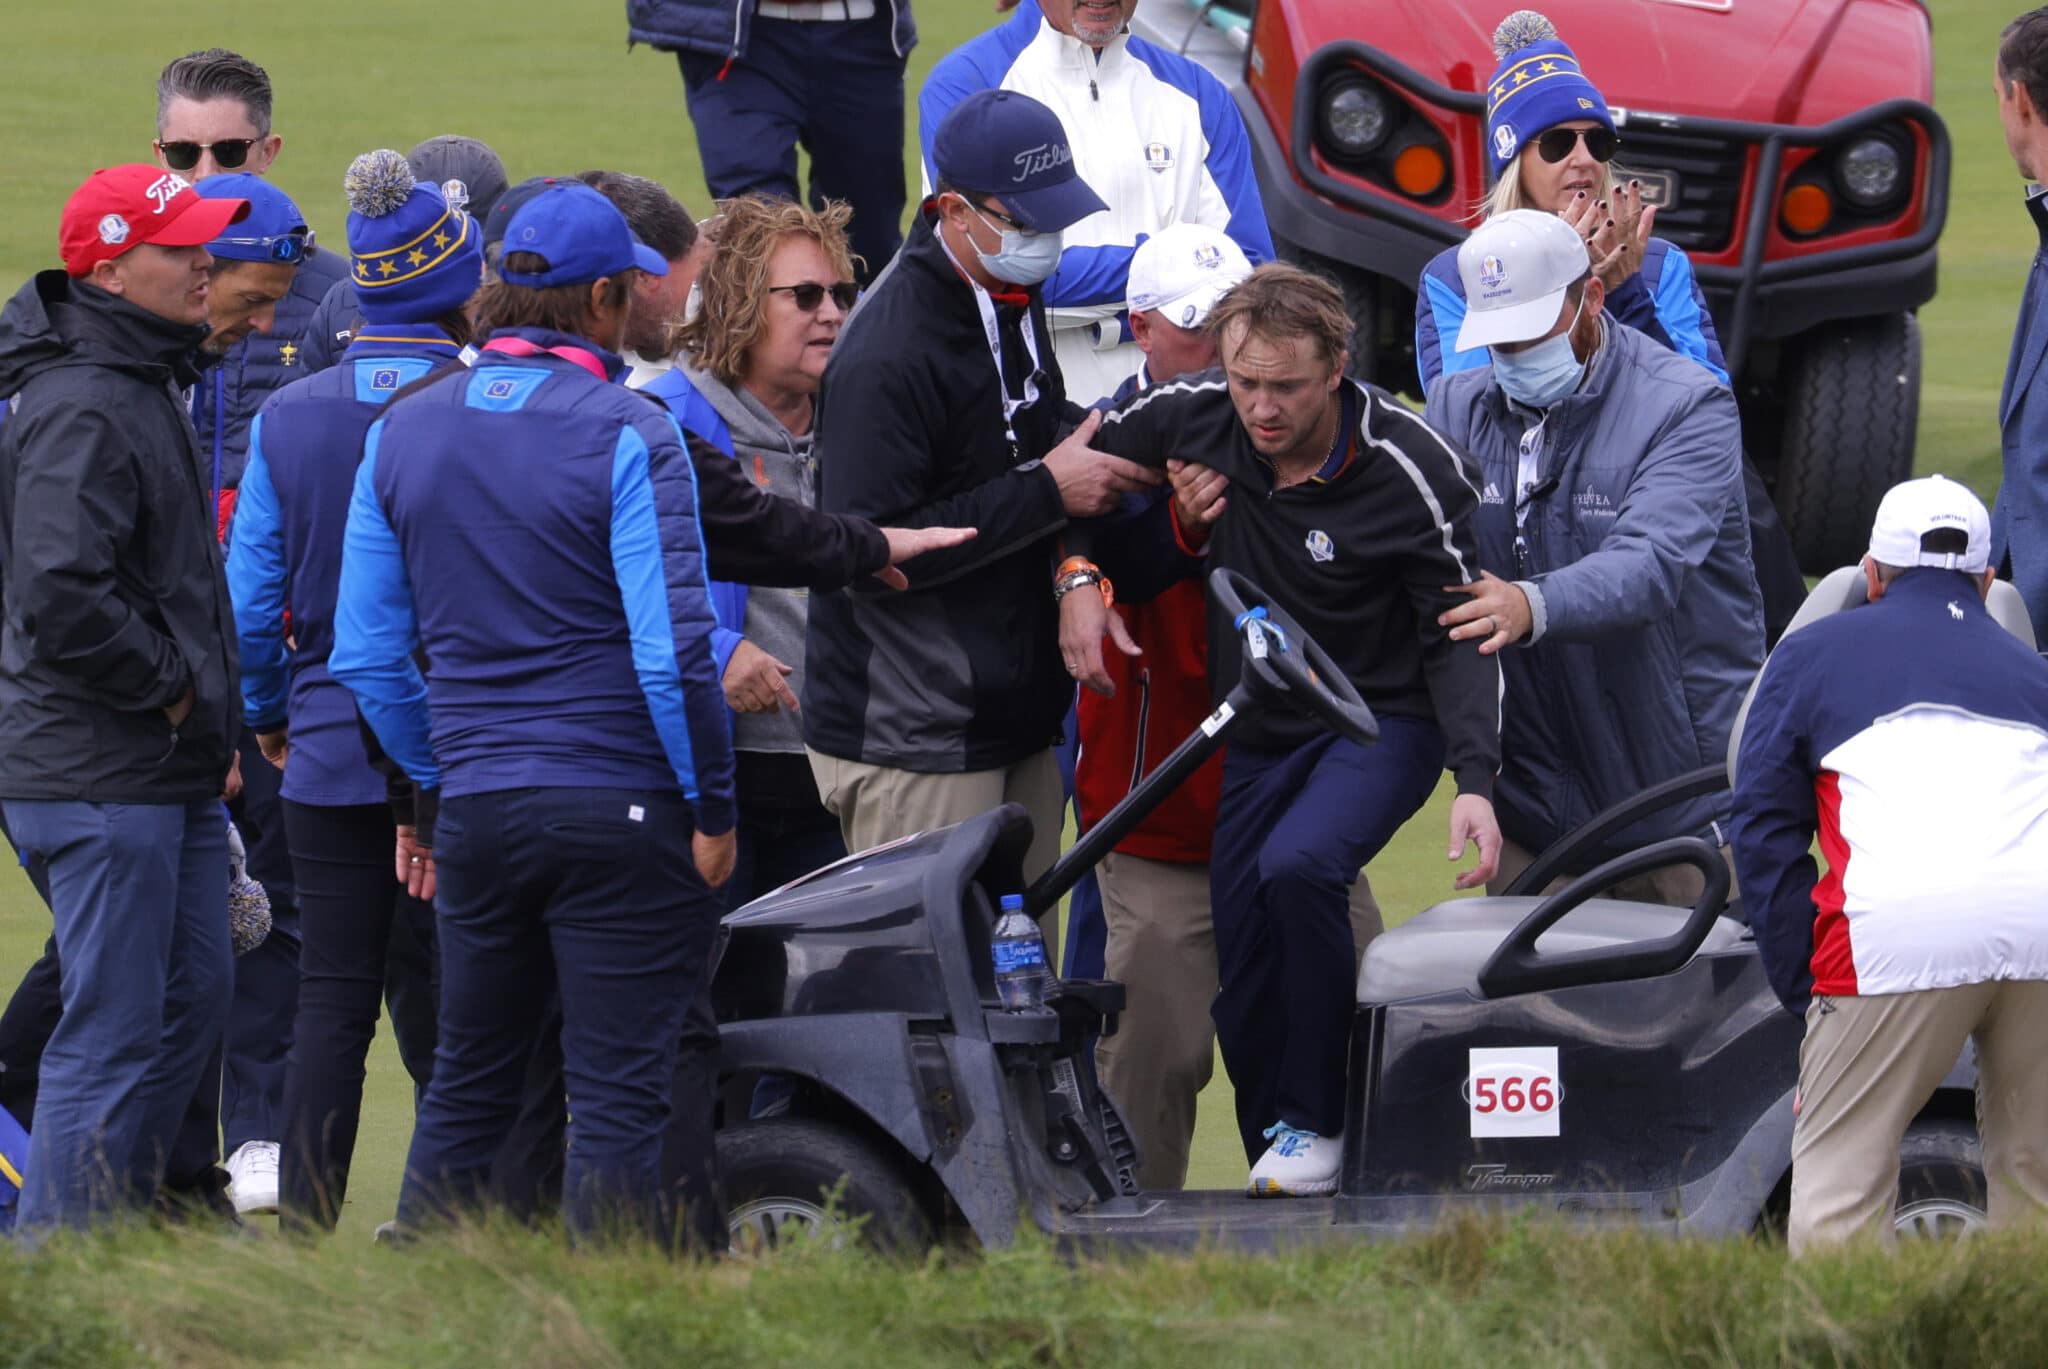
278, 800, 438, 1230
1210, 722, 1444, 1162
222, 727, 299, 1156
2, 799, 231, 1229
397, 787, 719, 1245
675, 10, 907, 282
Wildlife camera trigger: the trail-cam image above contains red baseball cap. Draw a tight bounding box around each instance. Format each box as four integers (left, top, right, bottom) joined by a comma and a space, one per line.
59, 164, 250, 277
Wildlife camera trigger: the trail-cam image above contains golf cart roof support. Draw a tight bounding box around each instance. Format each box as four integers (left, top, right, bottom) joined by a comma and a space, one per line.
1023, 683, 1253, 921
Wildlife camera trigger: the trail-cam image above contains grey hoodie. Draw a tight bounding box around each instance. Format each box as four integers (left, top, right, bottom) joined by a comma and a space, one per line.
684, 362, 817, 756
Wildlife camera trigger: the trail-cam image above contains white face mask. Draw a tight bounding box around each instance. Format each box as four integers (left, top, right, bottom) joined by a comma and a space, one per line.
1490, 295, 1588, 409
965, 201, 1063, 286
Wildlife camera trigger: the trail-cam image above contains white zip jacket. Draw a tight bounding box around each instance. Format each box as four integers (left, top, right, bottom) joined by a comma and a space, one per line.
920, 3, 1272, 403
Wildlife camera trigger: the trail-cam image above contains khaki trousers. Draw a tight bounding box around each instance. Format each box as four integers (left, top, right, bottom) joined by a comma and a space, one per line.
1487, 836, 1738, 906
1092, 851, 1381, 1190
1788, 982, 2048, 1256
806, 747, 1065, 895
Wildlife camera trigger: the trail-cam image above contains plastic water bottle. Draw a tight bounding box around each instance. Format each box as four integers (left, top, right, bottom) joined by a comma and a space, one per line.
992, 894, 1055, 1010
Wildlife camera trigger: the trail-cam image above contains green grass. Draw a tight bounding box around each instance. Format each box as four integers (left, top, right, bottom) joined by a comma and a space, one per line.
2, 1214, 2047, 1367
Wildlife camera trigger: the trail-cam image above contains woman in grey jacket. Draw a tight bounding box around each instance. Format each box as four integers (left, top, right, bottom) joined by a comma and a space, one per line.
676, 194, 863, 906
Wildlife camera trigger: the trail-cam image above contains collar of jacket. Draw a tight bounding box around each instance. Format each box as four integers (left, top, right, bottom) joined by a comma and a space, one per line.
479, 325, 626, 382
8, 270, 211, 392
340, 322, 464, 363
2027, 185, 2048, 250
682, 361, 807, 460
1032, 15, 1131, 80
1881, 565, 1992, 612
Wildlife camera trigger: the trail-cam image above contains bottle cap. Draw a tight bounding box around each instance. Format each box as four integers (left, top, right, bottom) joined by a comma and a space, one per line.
1000, 894, 1024, 911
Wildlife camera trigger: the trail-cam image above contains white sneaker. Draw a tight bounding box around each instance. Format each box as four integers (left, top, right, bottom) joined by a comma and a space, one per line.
1247, 1123, 1341, 1198
225, 1140, 281, 1216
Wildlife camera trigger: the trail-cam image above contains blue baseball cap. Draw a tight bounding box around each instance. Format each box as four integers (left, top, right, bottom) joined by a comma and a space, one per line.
931, 90, 1106, 234
497, 182, 666, 288
196, 173, 312, 264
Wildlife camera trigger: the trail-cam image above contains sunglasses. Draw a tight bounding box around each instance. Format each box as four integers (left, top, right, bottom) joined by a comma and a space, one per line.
1534, 126, 1619, 164
156, 138, 261, 172
212, 228, 315, 264
768, 281, 860, 312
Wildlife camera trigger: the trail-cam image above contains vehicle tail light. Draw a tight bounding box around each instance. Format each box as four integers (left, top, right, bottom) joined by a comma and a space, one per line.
1393, 145, 1447, 198
1780, 183, 1833, 237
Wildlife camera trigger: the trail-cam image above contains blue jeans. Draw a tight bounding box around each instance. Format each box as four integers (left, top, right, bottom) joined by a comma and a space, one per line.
1209, 722, 1444, 1161
2, 799, 230, 1230
397, 787, 719, 1244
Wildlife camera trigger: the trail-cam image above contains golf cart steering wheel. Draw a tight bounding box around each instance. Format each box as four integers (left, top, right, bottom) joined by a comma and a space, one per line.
1208, 568, 1378, 748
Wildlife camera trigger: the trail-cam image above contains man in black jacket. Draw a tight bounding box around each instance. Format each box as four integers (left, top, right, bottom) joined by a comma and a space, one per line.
806, 89, 1158, 883
1066, 263, 1504, 1196
0, 165, 248, 1231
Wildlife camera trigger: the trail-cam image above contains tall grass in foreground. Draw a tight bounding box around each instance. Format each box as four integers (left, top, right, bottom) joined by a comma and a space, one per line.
0, 1215, 2041, 1368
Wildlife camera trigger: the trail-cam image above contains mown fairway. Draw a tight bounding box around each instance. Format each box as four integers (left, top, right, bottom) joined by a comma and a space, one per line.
0, 0, 2028, 1280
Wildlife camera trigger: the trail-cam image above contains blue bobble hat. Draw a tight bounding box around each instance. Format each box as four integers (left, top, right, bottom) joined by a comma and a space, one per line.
196, 174, 311, 264
344, 149, 484, 324
1484, 10, 1616, 178
931, 89, 1107, 234
496, 182, 667, 288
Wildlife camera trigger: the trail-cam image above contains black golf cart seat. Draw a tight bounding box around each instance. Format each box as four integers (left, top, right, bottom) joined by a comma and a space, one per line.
1356, 567, 2038, 1005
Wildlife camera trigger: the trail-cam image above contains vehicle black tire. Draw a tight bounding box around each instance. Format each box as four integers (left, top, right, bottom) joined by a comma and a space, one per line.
717, 1117, 933, 1254
1894, 1118, 1988, 1240
1776, 311, 1921, 573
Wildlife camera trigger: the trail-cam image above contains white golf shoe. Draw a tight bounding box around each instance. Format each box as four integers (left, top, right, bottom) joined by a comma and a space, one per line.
1247, 1122, 1341, 1197
224, 1139, 281, 1216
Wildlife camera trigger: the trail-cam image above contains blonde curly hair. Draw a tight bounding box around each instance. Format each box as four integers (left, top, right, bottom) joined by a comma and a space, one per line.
678, 195, 860, 387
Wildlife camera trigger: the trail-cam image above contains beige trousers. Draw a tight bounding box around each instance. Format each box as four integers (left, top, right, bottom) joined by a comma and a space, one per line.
1788, 982, 2048, 1255
806, 747, 1065, 893
1092, 852, 1382, 1190
1487, 836, 1738, 906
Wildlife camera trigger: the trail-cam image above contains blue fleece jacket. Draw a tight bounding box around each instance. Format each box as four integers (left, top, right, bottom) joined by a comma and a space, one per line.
329, 327, 736, 835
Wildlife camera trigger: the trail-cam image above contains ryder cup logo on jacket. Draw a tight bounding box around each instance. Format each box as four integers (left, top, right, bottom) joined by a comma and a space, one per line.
146, 173, 191, 213
1144, 141, 1174, 173
1306, 529, 1335, 563
1012, 141, 1074, 182
98, 214, 130, 246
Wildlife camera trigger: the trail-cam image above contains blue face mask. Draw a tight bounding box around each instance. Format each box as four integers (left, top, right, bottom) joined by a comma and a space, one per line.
1490, 297, 1588, 409
968, 203, 1064, 286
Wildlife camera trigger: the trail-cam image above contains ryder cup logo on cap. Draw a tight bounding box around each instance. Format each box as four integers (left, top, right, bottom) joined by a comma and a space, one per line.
1453, 209, 1590, 351
441, 179, 470, 212
1492, 123, 1518, 164
1127, 222, 1253, 327
98, 215, 130, 246
931, 89, 1108, 234
1867, 474, 1992, 574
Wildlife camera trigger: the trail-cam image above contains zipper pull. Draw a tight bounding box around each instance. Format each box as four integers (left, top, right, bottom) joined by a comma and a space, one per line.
1514, 534, 1530, 579
1090, 77, 1099, 102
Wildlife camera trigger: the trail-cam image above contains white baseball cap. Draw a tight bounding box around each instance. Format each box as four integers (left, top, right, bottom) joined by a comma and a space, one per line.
1867, 474, 1992, 573
1127, 222, 1254, 330
1454, 209, 1592, 351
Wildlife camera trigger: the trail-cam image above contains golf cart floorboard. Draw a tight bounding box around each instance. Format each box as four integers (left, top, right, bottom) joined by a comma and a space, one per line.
1050, 1191, 1382, 1251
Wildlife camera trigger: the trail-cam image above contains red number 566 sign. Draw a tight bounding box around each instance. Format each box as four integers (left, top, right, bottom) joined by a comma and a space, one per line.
1464, 1047, 1563, 1138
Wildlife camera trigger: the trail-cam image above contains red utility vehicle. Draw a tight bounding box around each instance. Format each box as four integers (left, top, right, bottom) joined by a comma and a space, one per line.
1132, 0, 1949, 569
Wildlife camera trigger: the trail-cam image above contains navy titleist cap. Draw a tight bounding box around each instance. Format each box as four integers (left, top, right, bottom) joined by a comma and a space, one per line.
931, 89, 1107, 234
497, 182, 667, 288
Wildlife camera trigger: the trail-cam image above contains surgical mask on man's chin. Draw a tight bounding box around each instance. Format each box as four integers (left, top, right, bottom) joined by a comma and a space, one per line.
683, 281, 703, 324
968, 203, 1063, 286
1489, 299, 1587, 409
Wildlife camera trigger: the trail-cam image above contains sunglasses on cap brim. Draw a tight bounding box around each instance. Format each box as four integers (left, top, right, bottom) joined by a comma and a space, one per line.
212, 229, 315, 265
1534, 126, 1619, 165
156, 138, 261, 172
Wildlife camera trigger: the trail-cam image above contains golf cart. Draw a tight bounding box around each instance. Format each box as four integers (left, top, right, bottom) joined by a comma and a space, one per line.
710, 568, 2003, 1250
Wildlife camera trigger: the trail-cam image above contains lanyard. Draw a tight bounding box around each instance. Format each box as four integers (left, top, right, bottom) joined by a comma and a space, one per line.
479, 335, 611, 382
969, 282, 1043, 452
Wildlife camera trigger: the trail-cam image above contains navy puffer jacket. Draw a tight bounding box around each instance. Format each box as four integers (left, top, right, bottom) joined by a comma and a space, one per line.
626, 0, 916, 60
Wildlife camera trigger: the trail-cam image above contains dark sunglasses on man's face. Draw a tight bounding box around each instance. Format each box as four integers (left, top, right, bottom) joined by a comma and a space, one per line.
767, 282, 860, 313
156, 138, 260, 172
212, 229, 315, 265
1534, 125, 1619, 165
